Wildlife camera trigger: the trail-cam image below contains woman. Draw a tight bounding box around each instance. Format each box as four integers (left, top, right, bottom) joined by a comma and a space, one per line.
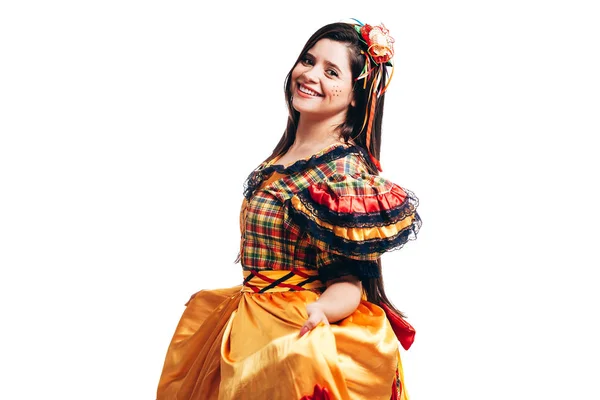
156, 20, 421, 400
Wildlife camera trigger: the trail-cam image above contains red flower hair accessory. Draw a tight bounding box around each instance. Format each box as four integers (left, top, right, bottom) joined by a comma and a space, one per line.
358, 23, 395, 65
349, 18, 397, 172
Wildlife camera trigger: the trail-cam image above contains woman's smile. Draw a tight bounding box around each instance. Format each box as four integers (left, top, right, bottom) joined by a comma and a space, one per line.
297, 83, 323, 98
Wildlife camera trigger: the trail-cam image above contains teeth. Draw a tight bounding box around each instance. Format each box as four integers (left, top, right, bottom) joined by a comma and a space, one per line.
299, 85, 320, 96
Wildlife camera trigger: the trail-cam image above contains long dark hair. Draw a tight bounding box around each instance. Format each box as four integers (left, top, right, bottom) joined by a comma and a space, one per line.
267, 22, 406, 318
266, 22, 387, 175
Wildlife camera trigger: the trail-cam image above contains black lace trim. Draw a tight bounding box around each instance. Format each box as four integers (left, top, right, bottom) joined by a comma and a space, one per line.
318, 259, 380, 282
289, 206, 422, 257
295, 187, 420, 228
243, 145, 360, 200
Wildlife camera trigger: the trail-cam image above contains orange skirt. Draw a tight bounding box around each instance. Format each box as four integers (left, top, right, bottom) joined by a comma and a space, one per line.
156, 274, 409, 400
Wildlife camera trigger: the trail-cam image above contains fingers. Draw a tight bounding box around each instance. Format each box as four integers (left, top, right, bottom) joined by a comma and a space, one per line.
299, 325, 310, 337
299, 318, 316, 337
299, 313, 328, 337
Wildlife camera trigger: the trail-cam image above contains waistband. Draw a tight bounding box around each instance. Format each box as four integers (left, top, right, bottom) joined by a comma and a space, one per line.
242, 268, 325, 293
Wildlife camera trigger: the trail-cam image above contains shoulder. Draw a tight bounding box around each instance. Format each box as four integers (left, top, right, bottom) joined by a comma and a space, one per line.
288, 166, 421, 259
311, 145, 412, 202
328, 146, 370, 176
293, 170, 418, 224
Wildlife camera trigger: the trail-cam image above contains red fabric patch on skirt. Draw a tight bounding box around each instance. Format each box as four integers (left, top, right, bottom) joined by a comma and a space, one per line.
300, 384, 331, 400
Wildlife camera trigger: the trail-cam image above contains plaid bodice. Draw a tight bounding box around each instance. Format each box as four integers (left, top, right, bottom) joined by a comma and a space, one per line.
239, 143, 421, 282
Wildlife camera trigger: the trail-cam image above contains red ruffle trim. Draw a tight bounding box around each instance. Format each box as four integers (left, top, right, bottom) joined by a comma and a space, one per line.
307, 182, 408, 214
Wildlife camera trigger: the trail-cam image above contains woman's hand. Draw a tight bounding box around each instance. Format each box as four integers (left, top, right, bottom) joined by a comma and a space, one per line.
299, 302, 329, 337
298, 276, 362, 337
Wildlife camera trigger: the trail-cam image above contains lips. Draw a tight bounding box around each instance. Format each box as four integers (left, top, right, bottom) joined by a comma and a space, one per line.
297, 83, 323, 97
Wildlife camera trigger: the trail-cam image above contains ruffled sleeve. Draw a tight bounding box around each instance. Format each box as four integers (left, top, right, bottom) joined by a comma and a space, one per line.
288, 173, 421, 281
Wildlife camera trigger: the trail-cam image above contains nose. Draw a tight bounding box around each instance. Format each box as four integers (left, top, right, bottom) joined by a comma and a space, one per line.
301, 67, 320, 83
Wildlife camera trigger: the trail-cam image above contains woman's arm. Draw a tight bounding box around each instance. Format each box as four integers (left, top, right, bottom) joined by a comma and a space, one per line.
299, 276, 362, 337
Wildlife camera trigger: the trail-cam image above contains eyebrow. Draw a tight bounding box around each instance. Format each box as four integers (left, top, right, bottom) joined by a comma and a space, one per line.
305, 52, 344, 75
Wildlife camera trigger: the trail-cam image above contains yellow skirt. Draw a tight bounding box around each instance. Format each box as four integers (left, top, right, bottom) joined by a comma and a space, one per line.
156, 272, 409, 400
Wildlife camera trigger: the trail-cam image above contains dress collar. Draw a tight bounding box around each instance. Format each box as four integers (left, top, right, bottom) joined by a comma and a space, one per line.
243, 143, 358, 200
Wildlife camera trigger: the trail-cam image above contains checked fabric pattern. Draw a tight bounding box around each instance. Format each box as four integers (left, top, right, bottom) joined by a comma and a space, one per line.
238, 143, 421, 284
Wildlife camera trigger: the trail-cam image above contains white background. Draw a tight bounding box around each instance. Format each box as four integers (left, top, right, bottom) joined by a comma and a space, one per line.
1, 1, 599, 399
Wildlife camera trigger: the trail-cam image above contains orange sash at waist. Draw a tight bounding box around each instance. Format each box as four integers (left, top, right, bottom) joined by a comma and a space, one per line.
242, 268, 325, 293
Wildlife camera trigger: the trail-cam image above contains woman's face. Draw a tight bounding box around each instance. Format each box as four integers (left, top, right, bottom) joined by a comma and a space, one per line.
290, 38, 356, 120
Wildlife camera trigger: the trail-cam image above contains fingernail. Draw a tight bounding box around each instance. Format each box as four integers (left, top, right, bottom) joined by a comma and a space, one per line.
299, 326, 308, 337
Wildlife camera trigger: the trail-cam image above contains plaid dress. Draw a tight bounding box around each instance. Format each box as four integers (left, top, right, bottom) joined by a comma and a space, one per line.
157, 143, 421, 400
240, 143, 421, 282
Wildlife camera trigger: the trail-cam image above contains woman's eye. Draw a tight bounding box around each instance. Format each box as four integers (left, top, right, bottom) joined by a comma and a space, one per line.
327, 69, 339, 77
301, 57, 314, 65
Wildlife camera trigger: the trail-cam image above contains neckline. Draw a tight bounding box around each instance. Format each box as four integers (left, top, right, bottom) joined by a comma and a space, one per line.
243, 143, 359, 200
266, 142, 350, 170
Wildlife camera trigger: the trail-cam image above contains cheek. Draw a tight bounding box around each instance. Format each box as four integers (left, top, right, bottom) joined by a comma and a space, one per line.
329, 84, 354, 102
330, 85, 344, 98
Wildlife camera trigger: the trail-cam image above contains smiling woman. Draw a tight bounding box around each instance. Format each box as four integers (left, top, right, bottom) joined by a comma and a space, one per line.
290, 39, 356, 120
156, 19, 421, 400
